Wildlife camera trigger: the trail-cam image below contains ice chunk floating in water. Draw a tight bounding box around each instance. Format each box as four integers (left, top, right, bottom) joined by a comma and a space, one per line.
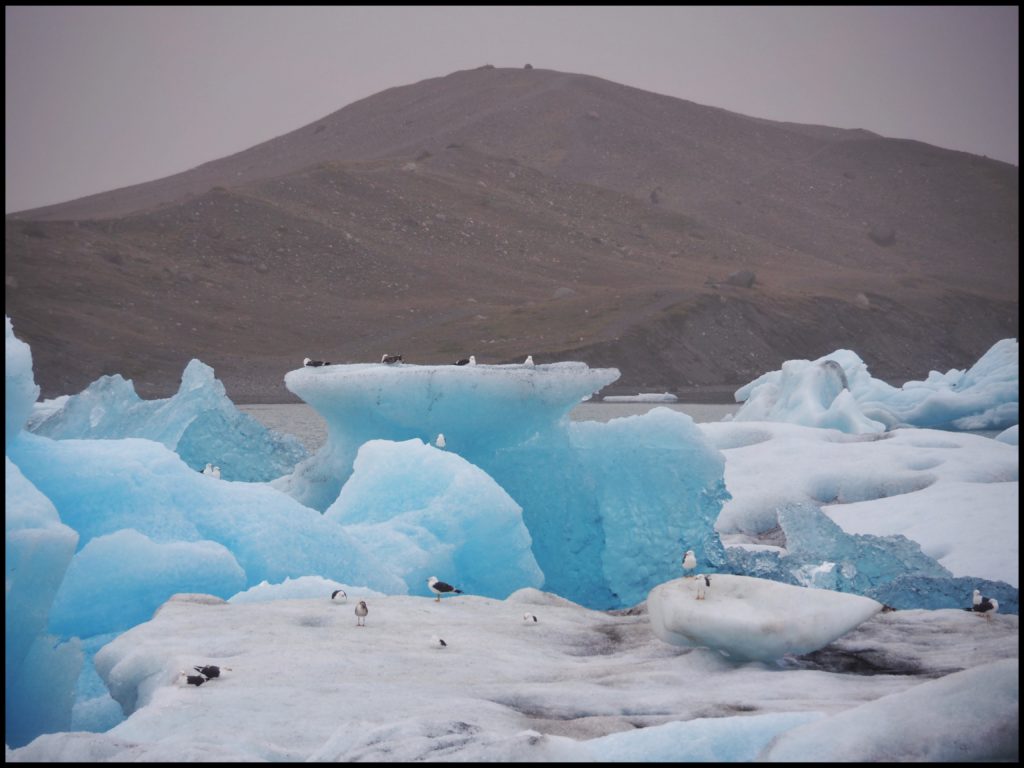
26, 359, 308, 481
278, 361, 730, 609
733, 340, 1019, 433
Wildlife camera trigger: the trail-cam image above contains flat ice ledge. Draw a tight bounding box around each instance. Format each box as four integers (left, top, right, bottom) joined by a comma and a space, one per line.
648, 574, 882, 661
285, 362, 620, 449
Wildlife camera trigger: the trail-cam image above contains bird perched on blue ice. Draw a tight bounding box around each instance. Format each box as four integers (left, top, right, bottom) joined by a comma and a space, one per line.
211, 466, 221, 480
682, 550, 697, 576
435, 433, 446, 449
971, 589, 999, 618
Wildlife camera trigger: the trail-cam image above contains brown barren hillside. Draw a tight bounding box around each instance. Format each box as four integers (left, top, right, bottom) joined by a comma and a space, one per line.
6, 66, 1018, 402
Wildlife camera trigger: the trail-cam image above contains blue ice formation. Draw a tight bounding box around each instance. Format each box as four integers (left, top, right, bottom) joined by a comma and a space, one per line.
26, 359, 308, 482
325, 438, 543, 599
5, 320, 83, 748
733, 340, 1019, 433
278, 362, 730, 608
5, 317, 39, 449
725, 502, 1018, 614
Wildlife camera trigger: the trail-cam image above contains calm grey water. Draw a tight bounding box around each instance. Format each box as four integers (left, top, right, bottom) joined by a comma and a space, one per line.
239, 402, 740, 453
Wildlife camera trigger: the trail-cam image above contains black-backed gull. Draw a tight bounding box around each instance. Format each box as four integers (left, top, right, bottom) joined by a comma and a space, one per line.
427, 576, 463, 602
381, 354, 403, 364
972, 589, 999, 617
194, 665, 225, 679
181, 671, 207, 687
454, 358, 471, 366
523, 612, 538, 624
304, 357, 330, 367
331, 589, 347, 602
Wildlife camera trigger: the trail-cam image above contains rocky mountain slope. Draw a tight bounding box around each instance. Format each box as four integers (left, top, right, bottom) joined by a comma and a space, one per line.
6, 66, 1017, 401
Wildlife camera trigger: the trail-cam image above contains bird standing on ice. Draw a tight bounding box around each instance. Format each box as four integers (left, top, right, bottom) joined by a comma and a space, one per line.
524, 355, 535, 366
331, 589, 347, 602
972, 589, 999, 618
435, 433, 446, 449
427, 576, 463, 602
682, 550, 697, 576
211, 466, 221, 480
202, 463, 213, 476
304, 357, 330, 367
523, 612, 538, 624
180, 670, 207, 687
355, 600, 368, 626
697, 574, 711, 601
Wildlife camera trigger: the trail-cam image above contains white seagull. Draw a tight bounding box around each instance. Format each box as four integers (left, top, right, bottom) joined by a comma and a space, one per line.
211, 466, 221, 480
523, 612, 538, 624
682, 550, 697, 576
202, 463, 213, 476
524, 355, 535, 366
436, 433, 446, 449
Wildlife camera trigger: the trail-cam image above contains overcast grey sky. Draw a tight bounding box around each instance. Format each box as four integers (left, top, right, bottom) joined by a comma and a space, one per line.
5, 5, 1018, 213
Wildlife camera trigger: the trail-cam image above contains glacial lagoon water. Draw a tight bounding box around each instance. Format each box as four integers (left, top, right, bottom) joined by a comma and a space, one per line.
239, 402, 741, 453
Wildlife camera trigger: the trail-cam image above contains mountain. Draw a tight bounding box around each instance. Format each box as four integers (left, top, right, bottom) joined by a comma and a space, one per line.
6, 66, 1018, 402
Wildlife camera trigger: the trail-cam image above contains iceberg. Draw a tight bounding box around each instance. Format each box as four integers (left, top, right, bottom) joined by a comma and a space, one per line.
325, 438, 543, 599
733, 340, 1019, 433
647, 574, 883, 661
26, 359, 308, 482
278, 362, 729, 608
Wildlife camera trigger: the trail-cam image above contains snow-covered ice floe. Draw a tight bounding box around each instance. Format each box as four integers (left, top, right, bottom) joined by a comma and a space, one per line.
647, 574, 882, 661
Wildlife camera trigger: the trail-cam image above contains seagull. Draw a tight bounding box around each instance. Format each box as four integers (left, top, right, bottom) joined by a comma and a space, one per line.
524, 355, 535, 366
331, 589, 347, 602
682, 550, 697, 577
211, 466, 221, 480
202, 463, 213, 476
427, 576, 463, 602
304, 357, 330, 367
435, 433, 446, 449
454, 358, 471, 366
180, 670, 207, 687
697, 574, 711, 600
194, 665, 228, 679
522, 612, 538, 624
972, 589, 999, 618
355, 600, 368, 626
381, 354, 403, 364
468, 355, 476, 365
431, 635, 448, 648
